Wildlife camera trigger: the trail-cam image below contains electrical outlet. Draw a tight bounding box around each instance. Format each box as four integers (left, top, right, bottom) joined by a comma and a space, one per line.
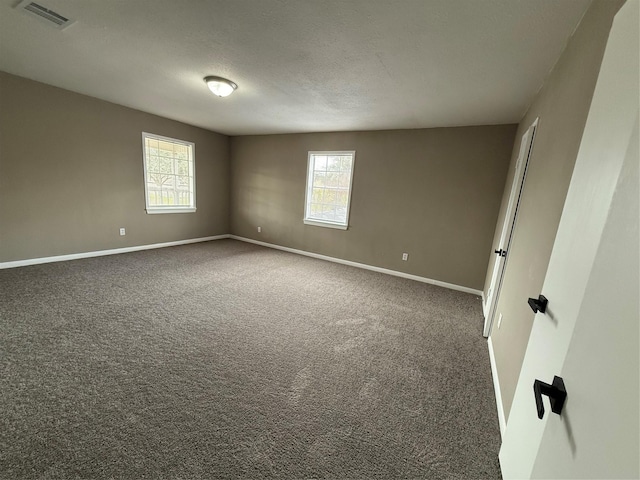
257, 226, 261, 233
402, 253, 408, 261
498, 313, 503, 329
119, 228, 126, 236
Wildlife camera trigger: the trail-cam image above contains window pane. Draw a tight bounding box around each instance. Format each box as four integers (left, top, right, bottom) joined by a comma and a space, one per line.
177, 160, 189, 175
146, 139, 159, 152
178, 191, 190, 205
327, 156, 340, 171
325, 172, 338, 188
324, 189, 337, 204
148, 155, 160, 173
325, 206, 337, 220
336, 190, 349, 206
159, 158, 172, 174
312, 188, 324, 203
313, 171, 326, 187
340, 156, 352, 170
158, 140, 174, 153
337, 172, 350, 188
173, 144, 188, 159
313, 155, 327, 171
177, 175, 189, 187
148, 189, 158, 206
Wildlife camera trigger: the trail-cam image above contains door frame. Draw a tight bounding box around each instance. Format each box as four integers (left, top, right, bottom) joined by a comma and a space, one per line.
483, 118, 538, 337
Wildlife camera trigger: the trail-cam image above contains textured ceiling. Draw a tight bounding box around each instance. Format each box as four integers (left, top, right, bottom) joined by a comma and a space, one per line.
0, 0, 591, 136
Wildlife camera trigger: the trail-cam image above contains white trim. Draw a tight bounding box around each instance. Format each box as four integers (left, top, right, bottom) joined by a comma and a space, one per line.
488, 336, 506, 437
3, 232, 483, 296
229, 235, 482, 296
0, 235, 230, 269
146, 207, 197, 214
303, 219, 348, 230
482, 291, 488, 318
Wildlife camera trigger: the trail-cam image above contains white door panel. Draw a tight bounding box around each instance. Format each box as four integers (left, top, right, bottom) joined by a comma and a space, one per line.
499, 2, 639, 478
533, 114, 638, 480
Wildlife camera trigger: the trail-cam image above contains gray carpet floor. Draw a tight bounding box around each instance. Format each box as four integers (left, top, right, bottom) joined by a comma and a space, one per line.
0, 239, 501, 479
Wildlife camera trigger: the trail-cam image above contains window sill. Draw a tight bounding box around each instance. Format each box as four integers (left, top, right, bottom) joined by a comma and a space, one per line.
304, 219, 348, 230
146, 207, 197, 214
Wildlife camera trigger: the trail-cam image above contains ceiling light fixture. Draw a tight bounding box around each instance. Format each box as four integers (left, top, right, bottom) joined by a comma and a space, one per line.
204, 76, 237, 97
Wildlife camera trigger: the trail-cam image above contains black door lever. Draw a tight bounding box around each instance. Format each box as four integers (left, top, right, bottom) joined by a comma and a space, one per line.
494, 249, 507, 257
528, 294, 548, 313
533, 376, 567, 419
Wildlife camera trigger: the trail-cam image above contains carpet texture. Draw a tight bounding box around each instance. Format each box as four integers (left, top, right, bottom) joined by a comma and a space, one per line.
0, 239, 501, 479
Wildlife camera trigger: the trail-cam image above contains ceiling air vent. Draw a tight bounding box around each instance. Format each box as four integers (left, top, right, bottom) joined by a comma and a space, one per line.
15, 0, 75, 30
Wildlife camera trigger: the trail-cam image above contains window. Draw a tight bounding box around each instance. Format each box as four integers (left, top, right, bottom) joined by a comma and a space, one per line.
142, 132, 196, 214
304, 151, 355, 229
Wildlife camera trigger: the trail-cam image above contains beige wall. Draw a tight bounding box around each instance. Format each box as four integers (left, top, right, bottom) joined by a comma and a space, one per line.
0, 72, 230, 263
230, 126, 516, 290
0, 71, 515, 293
483, 0, 624, 421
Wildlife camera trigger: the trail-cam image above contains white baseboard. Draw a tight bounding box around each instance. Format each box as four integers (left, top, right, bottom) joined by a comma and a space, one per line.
229, 235, 483, 296
0, 235, 231, 269
3, 234, 484, 299
488, 336, 506, 437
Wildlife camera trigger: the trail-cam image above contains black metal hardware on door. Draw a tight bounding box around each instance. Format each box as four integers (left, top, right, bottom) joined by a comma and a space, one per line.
528, 294, 548, 314
494, 249, 507, 257
533, 376, 567, 419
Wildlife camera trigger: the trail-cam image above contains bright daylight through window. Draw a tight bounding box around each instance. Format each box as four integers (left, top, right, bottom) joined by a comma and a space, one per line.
304, 151, 355, 229
142, 133, 196, 214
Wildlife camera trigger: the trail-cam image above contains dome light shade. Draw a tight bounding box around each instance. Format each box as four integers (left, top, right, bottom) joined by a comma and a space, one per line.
204, 76, 237, 97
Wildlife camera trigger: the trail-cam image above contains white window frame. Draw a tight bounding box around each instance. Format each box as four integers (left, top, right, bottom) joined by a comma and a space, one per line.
142, 132, 196, 214
304, 150, 356, 230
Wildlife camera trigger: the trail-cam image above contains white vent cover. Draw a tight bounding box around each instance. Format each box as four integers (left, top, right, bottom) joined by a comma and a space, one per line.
15, 1, 75, 30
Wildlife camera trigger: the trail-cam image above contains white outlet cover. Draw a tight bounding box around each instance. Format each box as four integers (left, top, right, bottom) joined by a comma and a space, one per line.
119, 228, 126, 236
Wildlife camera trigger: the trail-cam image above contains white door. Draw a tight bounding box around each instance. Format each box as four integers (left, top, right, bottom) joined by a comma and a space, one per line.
499, 2, 638, 478
483, 119, 537, 337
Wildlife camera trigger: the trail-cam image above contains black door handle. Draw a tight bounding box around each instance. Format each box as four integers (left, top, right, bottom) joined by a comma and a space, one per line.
533, 376, 567, 419
494, 249, 507, 257
528, 294, 548, 313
